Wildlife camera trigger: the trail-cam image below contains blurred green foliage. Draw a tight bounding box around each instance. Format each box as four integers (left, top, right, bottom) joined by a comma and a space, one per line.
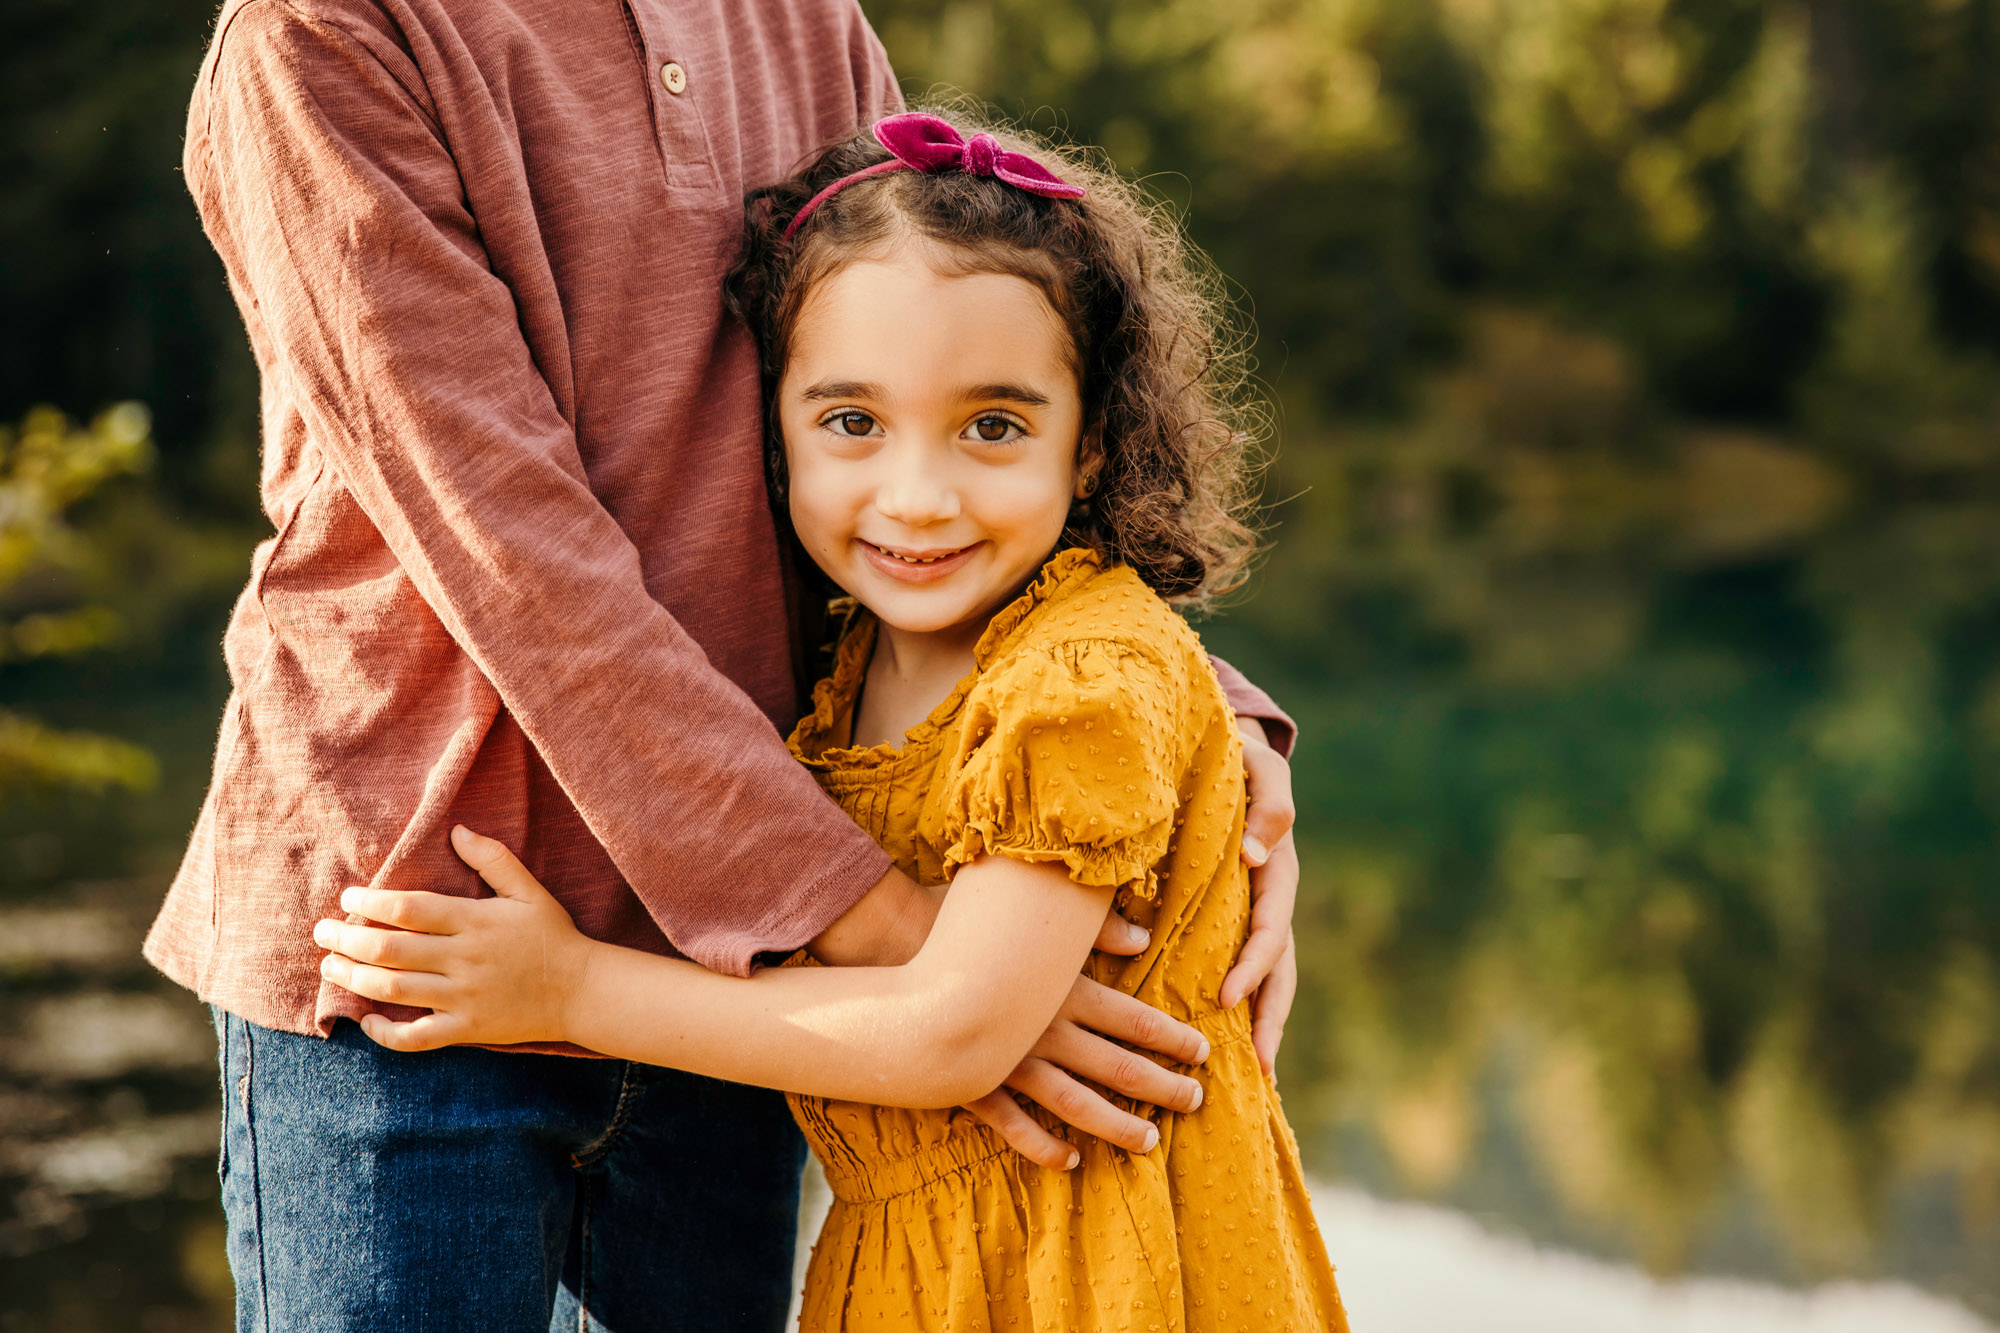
867, 0, 2000, 440
0, 398, 252, 882
0, 406, 158, 793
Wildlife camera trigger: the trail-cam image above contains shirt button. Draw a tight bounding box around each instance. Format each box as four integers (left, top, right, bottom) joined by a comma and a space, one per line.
659, 61, 687, 95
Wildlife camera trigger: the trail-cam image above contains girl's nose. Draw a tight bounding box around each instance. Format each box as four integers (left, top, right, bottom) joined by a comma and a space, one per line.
874, 457, 962, 526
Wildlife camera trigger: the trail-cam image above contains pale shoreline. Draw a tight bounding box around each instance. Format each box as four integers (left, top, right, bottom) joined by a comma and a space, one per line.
789, 1160, 1995, 1332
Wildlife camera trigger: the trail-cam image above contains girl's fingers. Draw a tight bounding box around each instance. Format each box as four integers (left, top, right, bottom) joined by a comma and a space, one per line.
335, 886, 465, 935
450, 825, 554, 902
1005, 1058, 1160, 1154
1091, 907, 1151, 956
1040, 1022, 1203, 1114
1250, 933, 1298, 1078
1221, 833, 1298, 1009
312, 919, 453, 973
357, 1013, 464, 1054
1064, 976, 1209, 1065
960, 1089, 1080, 1171
318, 951, 451, 1009
1238, 728, 1297, 867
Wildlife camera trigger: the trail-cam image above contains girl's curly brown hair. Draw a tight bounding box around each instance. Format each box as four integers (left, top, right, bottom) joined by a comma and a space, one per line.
725, 109, 1265, 610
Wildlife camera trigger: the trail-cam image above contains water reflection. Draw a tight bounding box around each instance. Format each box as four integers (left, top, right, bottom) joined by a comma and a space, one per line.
0, 884, 229, 1332
1201, 313, 2000, 1318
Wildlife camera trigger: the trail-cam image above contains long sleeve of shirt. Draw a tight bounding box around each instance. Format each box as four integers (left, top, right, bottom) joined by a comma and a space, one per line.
146, 0, 905, 1033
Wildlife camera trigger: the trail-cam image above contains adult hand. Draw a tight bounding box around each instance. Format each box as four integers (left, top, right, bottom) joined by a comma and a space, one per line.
962, 907, 1208, 1169
1222, 717, 1300, 1077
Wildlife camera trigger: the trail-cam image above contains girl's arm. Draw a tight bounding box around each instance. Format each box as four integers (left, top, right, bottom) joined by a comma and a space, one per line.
317, 826, 1122, 1110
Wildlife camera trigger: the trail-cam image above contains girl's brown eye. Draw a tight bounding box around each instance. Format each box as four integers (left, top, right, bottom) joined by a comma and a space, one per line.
975, 417, 1014, 442
837, 412, 876, 436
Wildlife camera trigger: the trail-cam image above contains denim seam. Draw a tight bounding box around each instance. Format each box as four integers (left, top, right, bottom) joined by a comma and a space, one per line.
574, 1171, 594, 1331
241, 1017, 273, 1332
216, 1013, 230, 1184
569, 1063, 641, 1169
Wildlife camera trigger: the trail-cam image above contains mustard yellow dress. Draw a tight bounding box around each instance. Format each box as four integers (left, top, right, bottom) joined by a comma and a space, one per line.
783, 549, 1348, 1333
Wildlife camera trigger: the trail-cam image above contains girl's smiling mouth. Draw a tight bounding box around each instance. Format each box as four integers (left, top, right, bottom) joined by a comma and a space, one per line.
859, 539, 983, 582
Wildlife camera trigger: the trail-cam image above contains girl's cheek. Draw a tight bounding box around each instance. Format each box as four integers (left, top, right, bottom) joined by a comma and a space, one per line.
785, 461, 834, 546
789, 492, 837, 554
788, 461, 871, 565
975, 467, 1076, 542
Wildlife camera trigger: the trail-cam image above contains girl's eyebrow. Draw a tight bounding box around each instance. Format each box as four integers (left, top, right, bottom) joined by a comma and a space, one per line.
798, 380, 1053, 407
961, 383, 1052, 407
799, 379, 884, 402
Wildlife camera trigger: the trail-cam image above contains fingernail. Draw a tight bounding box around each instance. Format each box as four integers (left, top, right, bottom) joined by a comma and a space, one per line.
1126, 922, 1150, 947
312, 921, 331, 945
1141, 1124, 1159, 1152
1195, 1037, 1211, 1063
1188, 1082, 1203, 1110
1064, 1150, 1080, 1170
1241, 834, 1269, 866
339, 887, 360, 912
451, 824, 473, 846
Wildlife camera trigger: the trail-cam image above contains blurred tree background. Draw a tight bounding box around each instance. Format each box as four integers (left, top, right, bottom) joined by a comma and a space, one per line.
3, 0, 1998, 1325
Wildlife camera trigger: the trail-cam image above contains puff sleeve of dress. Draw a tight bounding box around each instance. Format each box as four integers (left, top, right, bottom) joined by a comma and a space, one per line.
940, 637, 1184, 899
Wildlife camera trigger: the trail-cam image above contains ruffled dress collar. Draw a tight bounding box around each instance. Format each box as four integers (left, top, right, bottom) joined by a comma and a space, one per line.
789, 547, 1105, 766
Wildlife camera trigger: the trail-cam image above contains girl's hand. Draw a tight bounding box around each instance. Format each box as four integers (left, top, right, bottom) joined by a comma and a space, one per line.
1222, 718, 1301, 1077
313, 825, 596, 1050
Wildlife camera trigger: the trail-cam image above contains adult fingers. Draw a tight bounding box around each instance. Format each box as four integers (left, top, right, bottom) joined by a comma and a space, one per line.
960, 1089, 1079, 1171
335, 887, 466, 935
1063, 977, 1209, 1065
318, 951, 450, 1009
357, 1013, 464, 1054
1039, 1022, 1203, 1114
311, 919, 452, 973
1221, 832, 1298, 1009
449, 825, 555, 903
1250, 933, 1298, 1079
1092, 906, 1151, 957
1238, 731, 1297, 867
1005, 1057, 1159, 1154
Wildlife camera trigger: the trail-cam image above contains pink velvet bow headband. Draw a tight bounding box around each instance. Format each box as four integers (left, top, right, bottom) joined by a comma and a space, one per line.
782, 113, 1087, 242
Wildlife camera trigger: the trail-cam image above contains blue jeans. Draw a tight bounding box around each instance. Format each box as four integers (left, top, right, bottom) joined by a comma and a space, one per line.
213, 1009, 806, 1332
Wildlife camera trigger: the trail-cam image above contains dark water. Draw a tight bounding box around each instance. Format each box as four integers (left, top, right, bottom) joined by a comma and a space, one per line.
0, 883, 229, 1331
4, 445, 1997, 1327
1204, 443, 2000, 1320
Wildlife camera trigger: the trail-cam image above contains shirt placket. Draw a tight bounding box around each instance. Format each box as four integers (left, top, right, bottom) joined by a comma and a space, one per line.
621, 0, 720, 192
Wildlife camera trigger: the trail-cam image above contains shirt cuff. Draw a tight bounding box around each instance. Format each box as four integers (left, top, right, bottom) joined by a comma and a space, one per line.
1209, 655, 1296, 759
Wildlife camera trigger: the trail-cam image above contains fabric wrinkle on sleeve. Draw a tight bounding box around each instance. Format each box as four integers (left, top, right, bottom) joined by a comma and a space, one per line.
199, 3, 889, 973
941, 639, 1182, 899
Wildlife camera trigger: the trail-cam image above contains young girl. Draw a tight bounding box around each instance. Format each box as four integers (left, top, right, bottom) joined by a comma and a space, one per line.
316, 112, 1348, 1331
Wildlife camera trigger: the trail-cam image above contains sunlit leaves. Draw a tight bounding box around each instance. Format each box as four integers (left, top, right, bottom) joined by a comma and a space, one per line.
0, 404, 158, 797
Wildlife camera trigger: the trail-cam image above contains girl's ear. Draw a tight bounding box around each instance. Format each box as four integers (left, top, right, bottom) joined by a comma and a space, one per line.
1074, 425, 1106, 498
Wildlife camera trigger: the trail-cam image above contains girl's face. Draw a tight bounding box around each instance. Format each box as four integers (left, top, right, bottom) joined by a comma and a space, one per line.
777, 251, 1096, 641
